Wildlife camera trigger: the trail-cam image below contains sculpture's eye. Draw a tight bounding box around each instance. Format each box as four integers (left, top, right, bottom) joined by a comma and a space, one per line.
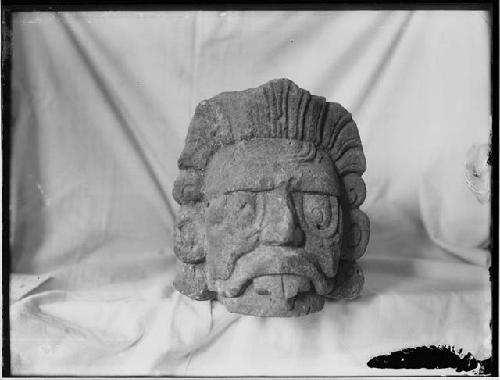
301, 194, 339, 235
303, 194, 331, 229
225, 192, 257, 228
206, 197, 226, 226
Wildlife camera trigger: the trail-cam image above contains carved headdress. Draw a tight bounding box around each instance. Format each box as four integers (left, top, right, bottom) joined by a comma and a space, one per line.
173, 78, 366, 208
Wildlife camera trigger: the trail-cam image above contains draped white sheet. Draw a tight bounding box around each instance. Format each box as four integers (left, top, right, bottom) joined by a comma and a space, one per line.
9, 10, 491, 376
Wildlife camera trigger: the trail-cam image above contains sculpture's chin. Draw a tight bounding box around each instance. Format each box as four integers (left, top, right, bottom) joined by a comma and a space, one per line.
219, 274, 325, 317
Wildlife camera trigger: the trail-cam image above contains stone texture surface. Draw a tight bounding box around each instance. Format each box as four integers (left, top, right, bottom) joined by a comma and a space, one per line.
172, 78, 369, 317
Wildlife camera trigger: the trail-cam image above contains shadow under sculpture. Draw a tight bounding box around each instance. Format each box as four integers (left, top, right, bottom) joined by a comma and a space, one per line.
172, 78, 369, 317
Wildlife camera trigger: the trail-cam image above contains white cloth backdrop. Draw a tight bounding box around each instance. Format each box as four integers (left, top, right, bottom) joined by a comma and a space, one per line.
9, 10, 491, 376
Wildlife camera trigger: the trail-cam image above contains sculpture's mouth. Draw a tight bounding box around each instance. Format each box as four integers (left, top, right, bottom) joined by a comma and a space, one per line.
213, 246, 331, 299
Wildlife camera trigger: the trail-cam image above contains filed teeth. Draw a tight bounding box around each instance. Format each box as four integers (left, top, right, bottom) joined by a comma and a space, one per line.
252, 276, 274, 295
256, 289, 271, 295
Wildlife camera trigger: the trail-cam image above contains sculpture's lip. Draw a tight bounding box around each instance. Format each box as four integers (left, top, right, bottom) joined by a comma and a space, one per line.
219, 276, 326, 317
213, 246, 329, 297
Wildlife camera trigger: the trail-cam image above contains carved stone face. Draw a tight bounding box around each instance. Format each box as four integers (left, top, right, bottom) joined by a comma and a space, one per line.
203, 139, 341, 316
172, 78, 369, 317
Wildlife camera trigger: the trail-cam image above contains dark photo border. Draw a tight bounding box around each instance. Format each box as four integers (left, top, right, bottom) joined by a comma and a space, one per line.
2, 0, 498, 377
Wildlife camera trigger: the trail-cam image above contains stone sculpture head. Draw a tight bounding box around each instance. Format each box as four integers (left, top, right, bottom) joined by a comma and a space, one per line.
173, 79, 369, 317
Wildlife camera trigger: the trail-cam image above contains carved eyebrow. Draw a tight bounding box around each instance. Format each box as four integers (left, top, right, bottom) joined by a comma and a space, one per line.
221, 188, 337, 196
291, 190, 336, 196
222, 188, 272, 195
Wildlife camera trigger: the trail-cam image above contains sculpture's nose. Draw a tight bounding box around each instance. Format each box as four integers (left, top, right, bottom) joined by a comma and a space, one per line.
260, 187, 304, 246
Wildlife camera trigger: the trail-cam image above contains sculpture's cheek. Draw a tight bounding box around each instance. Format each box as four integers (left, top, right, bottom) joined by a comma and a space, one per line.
205, 233, 260, 283
206, 198, 226, 228
304, 235, 342, 278
205, 195, 262, 282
